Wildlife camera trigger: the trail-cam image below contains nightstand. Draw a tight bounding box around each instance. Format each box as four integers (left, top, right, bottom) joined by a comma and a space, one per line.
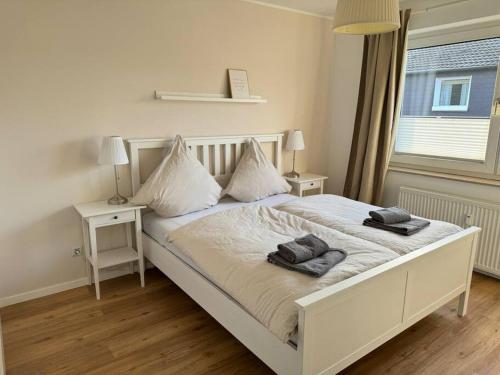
74, 200, 147, 299
285, 173, 328, 197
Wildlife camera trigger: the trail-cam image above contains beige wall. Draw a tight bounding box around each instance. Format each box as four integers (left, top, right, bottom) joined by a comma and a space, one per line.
326, 34, 363, 195
0, 0, 333, 301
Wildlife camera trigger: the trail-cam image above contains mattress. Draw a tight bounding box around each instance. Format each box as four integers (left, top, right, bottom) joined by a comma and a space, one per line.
143, 193, 297, 245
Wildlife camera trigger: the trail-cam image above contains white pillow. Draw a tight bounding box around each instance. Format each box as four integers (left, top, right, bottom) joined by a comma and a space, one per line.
223, 138, 291, 202
132, 136, 222, 217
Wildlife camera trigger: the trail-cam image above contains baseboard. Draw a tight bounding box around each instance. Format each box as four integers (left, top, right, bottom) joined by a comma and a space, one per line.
0, 278, 88, 308
0, 262, 156, 308
474, 267, 500, 280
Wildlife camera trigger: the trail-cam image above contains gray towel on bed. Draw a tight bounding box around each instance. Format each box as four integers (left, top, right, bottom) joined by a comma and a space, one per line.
363, 217, 430, 236
369, 207, 412, 224
277, 234, 330, 264
267, 249, 347, 277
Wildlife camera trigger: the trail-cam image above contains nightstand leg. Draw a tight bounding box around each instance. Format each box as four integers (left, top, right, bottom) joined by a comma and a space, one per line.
81, 218, 92, 285
126, 222, 134, 274
89, 224, 101, 300
135, 210, 145, 287
93, 266, 101, 300
320, 181, 324, 194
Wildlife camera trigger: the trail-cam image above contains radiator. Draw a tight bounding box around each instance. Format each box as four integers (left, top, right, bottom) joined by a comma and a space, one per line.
398, 186, 500, 278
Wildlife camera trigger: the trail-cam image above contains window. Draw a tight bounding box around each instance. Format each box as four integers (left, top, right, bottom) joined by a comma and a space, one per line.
432, 76, 471, 111
392, 35, 500, 177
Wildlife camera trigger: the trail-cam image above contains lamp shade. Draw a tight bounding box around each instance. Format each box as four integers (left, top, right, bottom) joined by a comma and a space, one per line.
98, 136, 129, 165
286, 130, 305, 151
333, 0, 400, 35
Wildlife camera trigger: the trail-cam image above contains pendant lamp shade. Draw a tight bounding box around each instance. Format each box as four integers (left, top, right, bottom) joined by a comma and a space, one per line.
98, 136, 129, 165
333, 0, 400, 35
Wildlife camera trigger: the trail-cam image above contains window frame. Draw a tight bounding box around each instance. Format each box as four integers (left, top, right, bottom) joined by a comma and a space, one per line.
431, 76, 472, 112
390, 22, 500, 179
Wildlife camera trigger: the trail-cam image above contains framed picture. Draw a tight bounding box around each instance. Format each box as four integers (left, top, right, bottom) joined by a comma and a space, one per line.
228, 69, 250, 99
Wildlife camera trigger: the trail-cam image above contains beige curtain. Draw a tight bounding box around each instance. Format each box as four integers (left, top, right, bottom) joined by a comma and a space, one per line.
343, 10, 411, 205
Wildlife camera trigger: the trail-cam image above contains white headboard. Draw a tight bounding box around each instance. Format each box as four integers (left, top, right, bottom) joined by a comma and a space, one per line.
127, 133, 284, 195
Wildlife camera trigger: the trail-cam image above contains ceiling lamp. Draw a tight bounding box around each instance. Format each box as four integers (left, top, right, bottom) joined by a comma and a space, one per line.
333, 0, 401, 35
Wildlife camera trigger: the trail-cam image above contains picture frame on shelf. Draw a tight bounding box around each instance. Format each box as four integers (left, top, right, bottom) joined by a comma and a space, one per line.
228, 69, 250, 99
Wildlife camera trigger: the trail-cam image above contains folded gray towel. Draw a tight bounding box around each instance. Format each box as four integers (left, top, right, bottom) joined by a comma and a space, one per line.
277, 234, 330, 264
267, 249, 347, 277
369, 207, 412, 224
363, 217, 430, 236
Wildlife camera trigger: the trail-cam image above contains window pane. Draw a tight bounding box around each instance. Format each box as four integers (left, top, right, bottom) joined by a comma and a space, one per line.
395, 38, 500, 161
440, 82, 452, 105
449, 83, 462, 105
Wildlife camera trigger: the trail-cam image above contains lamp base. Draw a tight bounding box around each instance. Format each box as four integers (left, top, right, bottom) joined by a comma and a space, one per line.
285, 171, 300, 179
107, 194, 128, 205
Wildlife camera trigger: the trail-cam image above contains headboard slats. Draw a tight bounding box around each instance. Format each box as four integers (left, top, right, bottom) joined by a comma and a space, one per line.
202, 145, 209, 171
235, 143, 242, 167
224, 143, 232, 174
127, 133, 284, 195
214, 145, 221, 175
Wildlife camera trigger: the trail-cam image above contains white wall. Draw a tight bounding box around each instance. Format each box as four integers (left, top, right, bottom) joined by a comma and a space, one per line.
326, 35, 364, 194
326, 0, 500, 205
0, 0, 333, 303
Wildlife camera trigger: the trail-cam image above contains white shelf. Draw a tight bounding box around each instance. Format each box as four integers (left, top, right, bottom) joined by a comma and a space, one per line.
154, 91, 267, 103
89, 247, 139, 269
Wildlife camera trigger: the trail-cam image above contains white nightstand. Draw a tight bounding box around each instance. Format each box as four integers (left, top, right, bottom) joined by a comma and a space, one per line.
285, 173, 328, 197
74, 200, 147, 299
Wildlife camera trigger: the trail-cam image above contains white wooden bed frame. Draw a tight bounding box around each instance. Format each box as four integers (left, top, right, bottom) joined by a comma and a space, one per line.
127, 133, 480, 375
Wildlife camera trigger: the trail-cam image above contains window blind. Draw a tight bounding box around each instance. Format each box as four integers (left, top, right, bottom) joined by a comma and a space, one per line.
395, 117, 490, 161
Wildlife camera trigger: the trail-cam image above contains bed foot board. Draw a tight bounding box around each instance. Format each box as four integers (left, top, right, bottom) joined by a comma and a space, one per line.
294, 227, 480, 375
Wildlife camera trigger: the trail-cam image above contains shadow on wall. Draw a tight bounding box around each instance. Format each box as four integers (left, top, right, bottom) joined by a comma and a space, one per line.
51, 137, 99, 178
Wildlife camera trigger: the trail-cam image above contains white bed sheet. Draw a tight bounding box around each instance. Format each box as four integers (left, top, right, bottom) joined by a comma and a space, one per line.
143, 193, 297, 246
276, 194, 462, 255
168, 205, 399, 342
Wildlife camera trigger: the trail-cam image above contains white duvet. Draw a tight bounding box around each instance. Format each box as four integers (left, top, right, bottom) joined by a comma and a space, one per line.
169, 205, 398, 342
276, 194, 462, 255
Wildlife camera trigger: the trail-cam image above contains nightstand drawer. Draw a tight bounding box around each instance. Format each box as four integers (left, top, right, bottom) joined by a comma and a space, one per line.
92, 210, 136, 226
302, 180, 322, 190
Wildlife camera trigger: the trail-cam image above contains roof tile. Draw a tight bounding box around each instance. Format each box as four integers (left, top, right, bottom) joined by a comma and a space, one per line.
407, 38, 500, 73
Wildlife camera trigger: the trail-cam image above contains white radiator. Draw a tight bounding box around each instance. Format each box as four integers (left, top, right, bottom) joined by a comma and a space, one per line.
398, 186, 500, 278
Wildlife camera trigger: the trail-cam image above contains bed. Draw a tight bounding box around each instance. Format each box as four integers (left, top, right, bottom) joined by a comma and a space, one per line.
127, 133, 480, 375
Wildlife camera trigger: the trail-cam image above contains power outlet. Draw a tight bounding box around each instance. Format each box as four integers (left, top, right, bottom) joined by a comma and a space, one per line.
72, 247, 82, 257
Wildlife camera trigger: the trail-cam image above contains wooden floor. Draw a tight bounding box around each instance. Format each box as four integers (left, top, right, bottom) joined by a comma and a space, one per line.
1, 270, 499, 375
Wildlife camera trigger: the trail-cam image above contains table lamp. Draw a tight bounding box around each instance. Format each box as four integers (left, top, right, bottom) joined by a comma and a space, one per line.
285, 130, 305, 178
98, 136, 129, 205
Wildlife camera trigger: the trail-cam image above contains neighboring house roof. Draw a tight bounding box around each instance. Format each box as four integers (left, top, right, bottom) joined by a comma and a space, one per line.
407, 38, 500, 73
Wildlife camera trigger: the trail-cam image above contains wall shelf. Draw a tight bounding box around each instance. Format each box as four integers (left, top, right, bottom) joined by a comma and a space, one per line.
154, 91, 267, 103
